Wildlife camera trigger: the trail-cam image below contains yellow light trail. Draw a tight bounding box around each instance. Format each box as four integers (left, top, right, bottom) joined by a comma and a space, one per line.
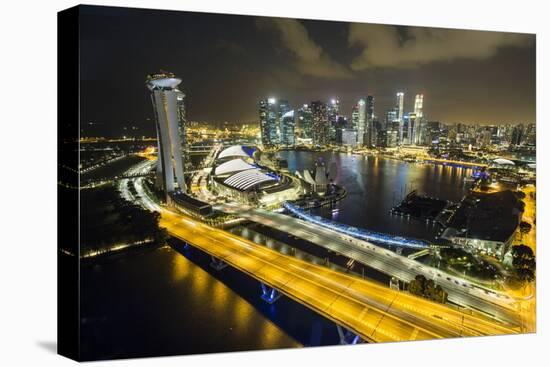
159, 210, 519, 343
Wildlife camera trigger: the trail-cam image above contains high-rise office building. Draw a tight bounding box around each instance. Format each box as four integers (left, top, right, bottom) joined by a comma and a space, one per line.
280, 110, 295, 146
384, 108, 399, 148
341, 129, 358, 148
310, 101, 329, 146
427, 121, 441, 144
259, 98, 279, 146
415, 117, 428, 145
511, 125, 525, 146
396, 92, 404, 121
335, 115, 348, 145
407, 112, 417, 145
373, 116, 384, 147
337, 115, 348, 129
298, 104, 313, 140
351, 104, 359, 131
356, 98, 366, 146
396, 92, 404, 144
414, 94, 424, 118
365, 95, 375, 147
278, 99, 291, 126
385, 109, 398, 131
386, 130, 399, 147
146, 71, 187, 199
328, 98, 340, 144
411, 94, 426, 145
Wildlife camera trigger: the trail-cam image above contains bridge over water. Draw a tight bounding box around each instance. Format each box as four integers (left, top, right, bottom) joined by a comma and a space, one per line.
161, 210, 517, 343
121, 161, 521, 343
216, 203, 521, 326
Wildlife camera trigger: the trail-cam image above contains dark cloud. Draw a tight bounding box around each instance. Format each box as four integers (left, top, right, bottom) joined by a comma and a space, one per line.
214, 39, 247, 55
257, 18, 353, 79
78, 6, 535, 136
349, 24, 534, 69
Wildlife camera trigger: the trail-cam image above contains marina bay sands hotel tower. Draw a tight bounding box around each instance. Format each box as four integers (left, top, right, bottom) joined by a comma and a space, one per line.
146, 71, 187, 201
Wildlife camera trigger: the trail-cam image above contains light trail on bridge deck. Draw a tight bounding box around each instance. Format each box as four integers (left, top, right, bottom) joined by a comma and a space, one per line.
122, 156, 522, 343
159, 210, 519, 343
217, 203, 523, 327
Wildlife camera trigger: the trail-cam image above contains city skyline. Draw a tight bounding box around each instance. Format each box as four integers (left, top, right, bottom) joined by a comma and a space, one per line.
59, 5, 537, 361
80, 6, 535, 137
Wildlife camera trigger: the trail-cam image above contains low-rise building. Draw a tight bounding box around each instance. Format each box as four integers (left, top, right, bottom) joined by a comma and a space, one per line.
209, 145, 300, 206
441, 190, 524, 259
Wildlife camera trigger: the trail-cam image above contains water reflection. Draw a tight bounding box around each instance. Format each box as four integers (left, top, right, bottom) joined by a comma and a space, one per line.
171, 247, 190, 281
278, 151, 471, 242
81, 246, 300, 359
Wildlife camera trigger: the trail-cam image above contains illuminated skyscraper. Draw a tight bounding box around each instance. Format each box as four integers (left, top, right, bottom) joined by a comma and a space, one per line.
385, 108, 398, 130
402, 114, 410, 144
310, 101, 329, 146
298, 104, 313, 140
259, 98, 279, 146
328, 98, 340, 144
341, 129, 358, 148
146, 71, 187, 199
280, 110, 295, 146
511, 125, 525, 146
383, 109, 399, 148
335, 115, 348, 145
356, 98, 366, 146
407, 112, 417, 145
277, 99, 291, 126
411, 95, 425, 145
365, 95, 375, 147
414, 94, 424, 118
386, 130, 398, 147
396, 92, 404, 143
351, 104, 359, 131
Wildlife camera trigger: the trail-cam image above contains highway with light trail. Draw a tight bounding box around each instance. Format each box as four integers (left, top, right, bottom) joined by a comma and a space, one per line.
159, 209, 519, 343
216, 202, 523, 327
112, 157, 525, 344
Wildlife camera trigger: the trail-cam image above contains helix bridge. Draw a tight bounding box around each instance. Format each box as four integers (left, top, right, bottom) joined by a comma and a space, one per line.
283, 201, 430, 249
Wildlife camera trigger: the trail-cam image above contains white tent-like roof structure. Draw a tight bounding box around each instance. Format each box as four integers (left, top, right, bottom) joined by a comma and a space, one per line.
493, 158, 515, 166
214, 159, 255, 176
223, 169, 276, 191
218, 145, 256, 160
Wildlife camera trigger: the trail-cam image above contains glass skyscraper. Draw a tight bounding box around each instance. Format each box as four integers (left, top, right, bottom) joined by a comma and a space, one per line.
328, 99, 340, 144
396, 92, 404, 144
356, 98, 366, 146
259, 98, 279, 146
414, 94, 424, 118
280, 110, 296, 146
366, 95, 375, 147
310, 101, 329, 146
298, 104, 313, 140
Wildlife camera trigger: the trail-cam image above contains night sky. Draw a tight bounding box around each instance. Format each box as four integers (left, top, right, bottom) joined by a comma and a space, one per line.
79, 5, 535, 137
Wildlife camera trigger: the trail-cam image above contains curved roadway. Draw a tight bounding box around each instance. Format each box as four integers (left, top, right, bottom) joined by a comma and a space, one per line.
216, 203, 523, 327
